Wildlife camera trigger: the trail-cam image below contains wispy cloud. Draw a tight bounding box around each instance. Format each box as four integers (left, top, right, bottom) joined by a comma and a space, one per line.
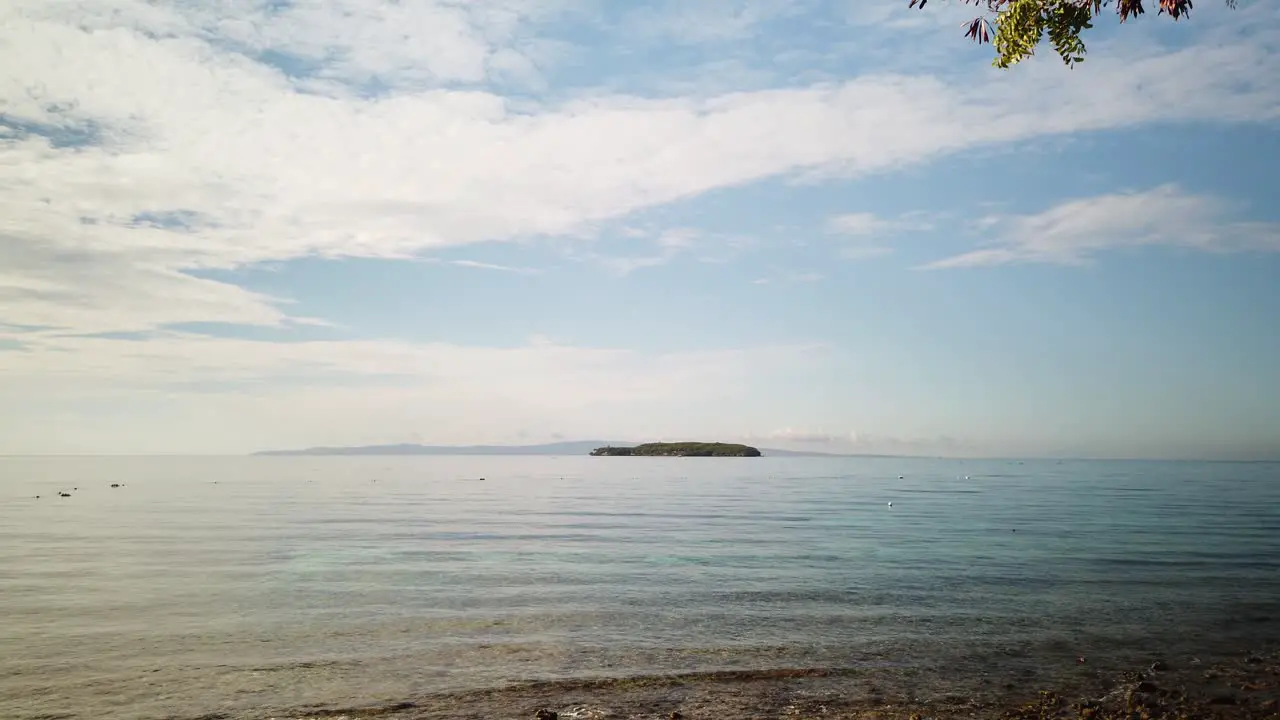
826, 211, 937, 259
748, 427, 856, 444
449, 259, 542, 274
924, 185, 1280, 269
0, 331, 828, 453
838, 245, 894, 261
751, 271, 822, 285
589, 227, 705, 276
827, 211, 937, 237
655, 228, 699, 250
827, 212, 899, 237
738, 428, 979, 456
598, 254, 675, 276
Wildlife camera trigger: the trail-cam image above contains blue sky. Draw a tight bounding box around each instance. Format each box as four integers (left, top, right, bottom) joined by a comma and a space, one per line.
1, 0, 1278, 458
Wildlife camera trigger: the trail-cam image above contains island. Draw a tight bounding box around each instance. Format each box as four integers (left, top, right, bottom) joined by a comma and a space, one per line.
252, 440, 866, 457
589, 442, 762, 457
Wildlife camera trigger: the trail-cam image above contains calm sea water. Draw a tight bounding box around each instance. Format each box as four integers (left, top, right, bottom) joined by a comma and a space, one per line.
2, 456, 1278, 720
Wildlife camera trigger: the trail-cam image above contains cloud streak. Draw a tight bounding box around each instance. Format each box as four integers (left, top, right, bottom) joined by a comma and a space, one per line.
748, 427, 856, 444
448, 259, 542, 274
925, 185, 1280, 268
827, 210, 938, 259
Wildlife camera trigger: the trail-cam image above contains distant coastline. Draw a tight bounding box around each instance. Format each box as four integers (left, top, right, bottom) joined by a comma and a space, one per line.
590, 442, 761, 457
251, 440, 881, 457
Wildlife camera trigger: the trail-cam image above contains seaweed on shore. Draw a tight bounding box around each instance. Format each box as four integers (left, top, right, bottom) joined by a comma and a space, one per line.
242, 650, 1280, 720
1000, 654, 1280, 720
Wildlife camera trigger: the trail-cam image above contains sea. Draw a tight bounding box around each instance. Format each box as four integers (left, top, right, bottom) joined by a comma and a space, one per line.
2, 455, 1278, 720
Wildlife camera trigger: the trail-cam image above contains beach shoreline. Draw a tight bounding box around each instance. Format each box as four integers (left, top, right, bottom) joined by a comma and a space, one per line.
242, 648, 1280, 720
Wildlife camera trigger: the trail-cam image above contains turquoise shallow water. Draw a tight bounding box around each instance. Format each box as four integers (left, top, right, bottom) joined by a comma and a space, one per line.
1, 455, 1278, 719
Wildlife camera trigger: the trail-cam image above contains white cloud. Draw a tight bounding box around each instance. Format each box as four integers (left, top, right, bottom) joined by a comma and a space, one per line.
13, 0, 575, 92
925, 185, 1280, 268
596, 254, 674, 276
0, 239, 300, 333
751, 271, 822, 285
448, 259, 542, 274
827, 211, 937, 236
824, 210, 896, 257
582, 227, 704, 276
2, 1, 1278, 335
0, 332, 828, 453
827, 212, 896, 236
0, 332, 819, 391
827, 211, 936, 259
655, 228, 699, 250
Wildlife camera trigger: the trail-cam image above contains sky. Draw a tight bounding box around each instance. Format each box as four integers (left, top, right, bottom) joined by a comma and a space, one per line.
1, 0, 1278, 459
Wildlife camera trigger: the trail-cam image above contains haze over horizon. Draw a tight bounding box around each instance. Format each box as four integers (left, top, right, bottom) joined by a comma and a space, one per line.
2, 1, 1278, 460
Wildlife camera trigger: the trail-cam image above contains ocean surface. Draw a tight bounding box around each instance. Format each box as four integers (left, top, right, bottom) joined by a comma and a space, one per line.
2, 455, 1278, 720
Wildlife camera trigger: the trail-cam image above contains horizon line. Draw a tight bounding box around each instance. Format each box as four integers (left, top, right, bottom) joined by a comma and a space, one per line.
1, 450, 1277, 463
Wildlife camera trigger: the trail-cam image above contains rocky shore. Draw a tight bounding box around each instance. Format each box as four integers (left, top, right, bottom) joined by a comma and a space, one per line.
258, 648, 1279, 720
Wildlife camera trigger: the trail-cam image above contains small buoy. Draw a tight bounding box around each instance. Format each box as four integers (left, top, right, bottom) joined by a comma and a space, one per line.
887, 501, 893, 507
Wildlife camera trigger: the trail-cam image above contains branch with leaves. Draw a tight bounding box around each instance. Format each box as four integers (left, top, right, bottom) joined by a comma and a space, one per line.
910, 0, 1238, 68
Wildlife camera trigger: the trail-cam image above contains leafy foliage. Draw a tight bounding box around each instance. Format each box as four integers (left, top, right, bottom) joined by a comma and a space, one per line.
590, 442, 763, 457
909, 0, 1238, 68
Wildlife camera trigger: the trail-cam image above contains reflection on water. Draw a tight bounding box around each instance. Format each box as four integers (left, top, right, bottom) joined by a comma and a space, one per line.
1, 456, 1278, 719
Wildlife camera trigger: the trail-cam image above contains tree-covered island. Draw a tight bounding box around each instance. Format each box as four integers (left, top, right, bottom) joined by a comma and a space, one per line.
590, 442, 762, 457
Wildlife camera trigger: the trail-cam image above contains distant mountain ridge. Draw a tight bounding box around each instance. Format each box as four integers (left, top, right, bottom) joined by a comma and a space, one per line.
253, 441, 861, 457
